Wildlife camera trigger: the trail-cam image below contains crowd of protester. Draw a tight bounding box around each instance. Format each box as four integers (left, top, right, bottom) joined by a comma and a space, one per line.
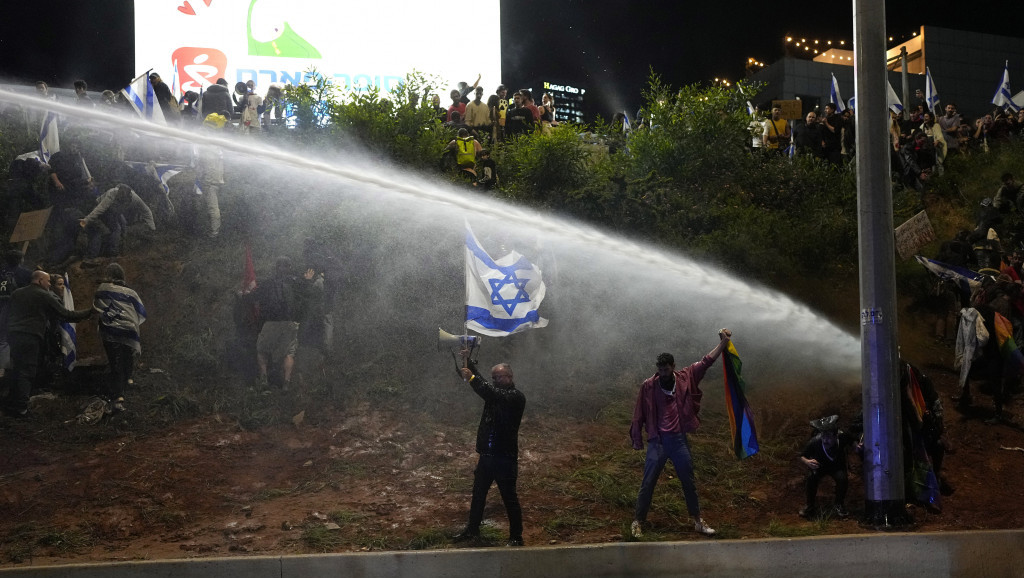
5, 73, 1024, 539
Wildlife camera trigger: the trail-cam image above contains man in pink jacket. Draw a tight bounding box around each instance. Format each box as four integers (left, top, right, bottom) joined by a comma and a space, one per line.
629, 329, 732, 538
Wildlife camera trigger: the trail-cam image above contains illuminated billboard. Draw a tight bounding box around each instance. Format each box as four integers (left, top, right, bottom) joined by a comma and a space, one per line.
134, 0, 501, 96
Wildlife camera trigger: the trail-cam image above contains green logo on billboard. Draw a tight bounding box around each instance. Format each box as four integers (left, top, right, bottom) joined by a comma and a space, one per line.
247, 0, 322, 59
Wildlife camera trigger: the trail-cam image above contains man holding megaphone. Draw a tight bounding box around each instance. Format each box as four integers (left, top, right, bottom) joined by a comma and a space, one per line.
452, 349, 526, 547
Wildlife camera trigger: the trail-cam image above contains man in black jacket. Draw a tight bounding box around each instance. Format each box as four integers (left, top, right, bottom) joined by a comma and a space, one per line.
454, 353, 526, 547
1, 270, 92, 417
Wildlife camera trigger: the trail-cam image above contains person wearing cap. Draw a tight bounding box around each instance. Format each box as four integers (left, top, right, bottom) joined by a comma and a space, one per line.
628, 329, 733, 538
93, 263, 146, 412
799, 414, 851, 519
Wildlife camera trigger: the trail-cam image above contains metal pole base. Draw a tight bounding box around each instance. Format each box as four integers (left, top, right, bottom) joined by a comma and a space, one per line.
861, 500, 913, 530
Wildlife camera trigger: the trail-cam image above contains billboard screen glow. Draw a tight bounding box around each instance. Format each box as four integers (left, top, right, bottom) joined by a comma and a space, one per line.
134, 0, 501, 96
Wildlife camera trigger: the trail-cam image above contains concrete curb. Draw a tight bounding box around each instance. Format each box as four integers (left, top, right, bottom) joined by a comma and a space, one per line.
2, 529, 1023, 577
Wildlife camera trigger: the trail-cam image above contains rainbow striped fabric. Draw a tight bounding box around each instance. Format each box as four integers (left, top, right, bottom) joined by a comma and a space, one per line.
723, 342, 759, 460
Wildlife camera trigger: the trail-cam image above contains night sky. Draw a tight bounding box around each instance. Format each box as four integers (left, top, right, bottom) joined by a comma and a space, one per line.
0, 0, 1019, 120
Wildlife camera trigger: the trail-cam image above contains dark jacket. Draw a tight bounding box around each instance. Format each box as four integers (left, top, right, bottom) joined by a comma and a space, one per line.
8, 283, 91, 339
466, 360, 526, 458
200, 84, 234, 119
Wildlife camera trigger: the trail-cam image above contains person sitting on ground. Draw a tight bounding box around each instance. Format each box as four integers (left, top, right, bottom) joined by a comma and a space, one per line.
447, 128, 483, 170
899, 129, 936, 192
799, 414, 851, 519
476, 149, 497, 190
93, 263, 146, 412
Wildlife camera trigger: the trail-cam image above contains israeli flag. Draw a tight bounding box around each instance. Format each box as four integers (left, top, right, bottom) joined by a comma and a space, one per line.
925, 67, 941, 113
38, 110, 60, 163
126, 161, 181, 217
622, 110, 631, 133
830, 74, 845, 113
465, 223, 548, 337
886, 80, 903, 114
58, 272, 78, 371
121, 71, 167, 125
992, 61, 1021, 113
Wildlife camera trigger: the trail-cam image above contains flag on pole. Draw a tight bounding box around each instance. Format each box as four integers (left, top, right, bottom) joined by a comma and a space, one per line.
169, 58, 181, 101
622, 110, 631, 133
722, 340, 758, 459
121, 71, 167, 124
914, 255, 984, 297
830, 74, 845, 113
994, 311, 1024, 376
925, 67, 941, 113
38, 111, 60, 163
886, 80, 903, 114
465, 223, 548, 336
242, 244, 257, 294
992, 61, 1021, 113
58, 272, 78, 371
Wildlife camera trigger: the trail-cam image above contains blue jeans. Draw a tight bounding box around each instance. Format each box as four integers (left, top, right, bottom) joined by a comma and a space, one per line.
634, 432, 701, 521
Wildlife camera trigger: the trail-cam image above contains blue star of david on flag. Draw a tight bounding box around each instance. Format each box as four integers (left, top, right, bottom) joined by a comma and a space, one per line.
465, 222, 548, 337
489, 270, 533, 315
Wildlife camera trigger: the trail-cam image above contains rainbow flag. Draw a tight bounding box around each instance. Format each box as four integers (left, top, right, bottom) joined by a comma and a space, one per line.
723, 341, 758, 459
993, 312, 1024, 376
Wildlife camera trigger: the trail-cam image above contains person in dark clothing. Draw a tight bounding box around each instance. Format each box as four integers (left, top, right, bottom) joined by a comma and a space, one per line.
793, 111, 825, 158
46, 139, 95, 265
148, 73, 180, 124
900, 129, 936, 192
200, 78, 234, 120
249, 256, 319, 391
799, 414, 851, 519
820, 103, 844, 165
1, 270, 92, 417
453, 353, 527, 547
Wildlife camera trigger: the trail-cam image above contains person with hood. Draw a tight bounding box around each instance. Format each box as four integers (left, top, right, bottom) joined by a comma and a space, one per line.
200, 78, 234, 120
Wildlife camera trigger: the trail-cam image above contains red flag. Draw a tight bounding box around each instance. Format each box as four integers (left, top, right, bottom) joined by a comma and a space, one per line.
242, 244, 257, 294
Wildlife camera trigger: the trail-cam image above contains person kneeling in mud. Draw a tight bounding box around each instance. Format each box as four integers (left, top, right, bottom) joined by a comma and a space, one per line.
799, 415, 851, 519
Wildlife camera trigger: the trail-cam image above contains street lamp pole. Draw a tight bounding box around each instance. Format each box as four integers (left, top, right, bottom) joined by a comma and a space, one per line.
852, 0, 912, 529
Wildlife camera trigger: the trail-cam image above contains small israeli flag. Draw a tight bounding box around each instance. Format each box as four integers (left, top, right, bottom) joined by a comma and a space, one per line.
622, 110, 631, 133
992, 61, 1021, 113
886, 80, 903, 114
925, 67, 940, 113
830, 74, 845, 113
38, 111, 60, 163
121, 71, 167, 125
465, 223, 548, 337
58, 272, 78, 371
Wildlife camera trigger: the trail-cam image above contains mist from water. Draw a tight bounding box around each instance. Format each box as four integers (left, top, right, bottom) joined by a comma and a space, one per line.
0, 88, 862, 402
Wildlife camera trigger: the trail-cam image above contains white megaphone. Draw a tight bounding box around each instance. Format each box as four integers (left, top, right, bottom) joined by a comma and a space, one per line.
438, 328, 481, 369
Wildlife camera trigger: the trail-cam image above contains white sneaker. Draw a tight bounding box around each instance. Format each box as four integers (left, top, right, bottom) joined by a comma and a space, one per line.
630, 520, 643, 538
693, 518, 716, 536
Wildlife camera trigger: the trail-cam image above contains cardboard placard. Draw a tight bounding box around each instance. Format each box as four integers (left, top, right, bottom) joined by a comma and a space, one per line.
895, 210, 936, 261
771, 99, 803, 120
9, 207, 52, 244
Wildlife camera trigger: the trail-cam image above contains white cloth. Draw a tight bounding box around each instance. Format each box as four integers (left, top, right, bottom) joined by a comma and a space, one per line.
954, 307, 988, 389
